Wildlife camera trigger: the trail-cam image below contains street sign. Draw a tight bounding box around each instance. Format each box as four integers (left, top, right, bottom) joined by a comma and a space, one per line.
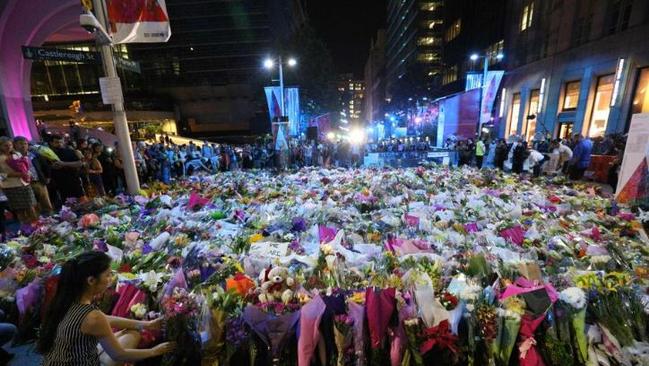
115, 57, 141, 74
99, 77, 123, 105
22, 46, 99, 63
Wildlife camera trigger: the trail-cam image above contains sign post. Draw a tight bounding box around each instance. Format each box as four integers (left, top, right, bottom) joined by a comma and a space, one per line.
92, 0, 140, 195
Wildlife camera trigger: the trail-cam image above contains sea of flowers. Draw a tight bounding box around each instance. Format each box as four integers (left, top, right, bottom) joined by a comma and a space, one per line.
1, 166, 649, 365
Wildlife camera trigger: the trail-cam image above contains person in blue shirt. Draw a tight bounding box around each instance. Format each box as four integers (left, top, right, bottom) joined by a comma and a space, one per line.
568, 134, 593, 180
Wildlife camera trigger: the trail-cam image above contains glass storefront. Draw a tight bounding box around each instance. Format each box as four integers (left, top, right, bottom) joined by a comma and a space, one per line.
631, 68, 649, 114
524, 89, 540, 141
563, 81, 580, 110
507, 93, 521, 137
587, 74, 614, 137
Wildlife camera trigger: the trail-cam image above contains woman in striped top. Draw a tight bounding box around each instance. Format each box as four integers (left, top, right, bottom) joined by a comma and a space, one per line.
38, 251, 175, 366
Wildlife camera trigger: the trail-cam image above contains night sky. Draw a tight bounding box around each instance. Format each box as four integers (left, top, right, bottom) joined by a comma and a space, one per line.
306, 0, 387, 79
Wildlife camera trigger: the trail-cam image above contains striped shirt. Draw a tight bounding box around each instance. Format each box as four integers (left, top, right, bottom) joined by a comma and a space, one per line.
43, 303, 100, 366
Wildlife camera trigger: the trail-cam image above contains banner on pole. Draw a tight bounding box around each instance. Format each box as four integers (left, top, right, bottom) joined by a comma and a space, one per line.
106, 0, 171, 44
480, 70, 505, 124
264, 86, 300, 137
615, 113, 649, 204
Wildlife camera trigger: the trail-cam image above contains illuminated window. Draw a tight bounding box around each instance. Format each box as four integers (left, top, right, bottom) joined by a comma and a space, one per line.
508, 93, 521, 137
442, 65, 458, 85
485, 40, 504, 65
588, 74, 615, 137
420, 2, 441, 11
427, 20, 442, 30
445, 19, 461, 42
418, 36, 440, 46
521, 2, 534, 31
524, 90, 540, 142
417, 53, 440, 63
631, 68, 649, 114
563, 81, 580, 110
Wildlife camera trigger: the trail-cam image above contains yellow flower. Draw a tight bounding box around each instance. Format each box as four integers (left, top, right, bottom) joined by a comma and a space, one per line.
321, 244, 334, 255
349, 291, 366, 304
503, 296, 526, 315
249, 233, 263, 243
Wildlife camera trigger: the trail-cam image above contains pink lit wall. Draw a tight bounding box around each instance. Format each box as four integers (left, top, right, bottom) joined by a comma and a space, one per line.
0, 0, 84, 140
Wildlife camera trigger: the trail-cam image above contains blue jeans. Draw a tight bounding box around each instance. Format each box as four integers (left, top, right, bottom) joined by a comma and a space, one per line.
0, 323, 16, 346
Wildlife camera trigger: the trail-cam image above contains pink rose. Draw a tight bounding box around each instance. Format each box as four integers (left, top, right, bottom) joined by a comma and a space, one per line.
78, 213, 100, 229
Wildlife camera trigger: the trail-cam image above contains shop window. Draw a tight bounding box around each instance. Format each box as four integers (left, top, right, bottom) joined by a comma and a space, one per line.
557, 122, 574, 140
587, 74, 615, 138
563, 81, 581, 110
631, 68, 649, 114
508, 93, 521, 137
524, 90, 540, 142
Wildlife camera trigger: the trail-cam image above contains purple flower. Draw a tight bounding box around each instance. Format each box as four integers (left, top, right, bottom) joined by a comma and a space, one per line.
93, 239, 108, 252
288, 239, 304, 255
142, 243, 153, 255
291, 217, 307, 232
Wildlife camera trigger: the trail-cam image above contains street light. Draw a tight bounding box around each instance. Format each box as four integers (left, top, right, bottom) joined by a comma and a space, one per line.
264, 55, 297, 169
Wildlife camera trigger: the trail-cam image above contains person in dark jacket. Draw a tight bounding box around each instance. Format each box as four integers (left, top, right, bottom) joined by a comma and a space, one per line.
512, 141, 529, 174
494, 139, 509, 170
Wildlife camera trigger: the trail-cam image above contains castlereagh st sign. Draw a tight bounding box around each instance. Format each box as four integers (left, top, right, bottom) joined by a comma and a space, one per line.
22, 46, 141, 73
22, 46, 100, 63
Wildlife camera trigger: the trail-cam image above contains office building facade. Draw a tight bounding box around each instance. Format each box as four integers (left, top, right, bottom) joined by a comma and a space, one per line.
364, 29, 387, 125
385, 0, 444, 107
499, 0, 649, 141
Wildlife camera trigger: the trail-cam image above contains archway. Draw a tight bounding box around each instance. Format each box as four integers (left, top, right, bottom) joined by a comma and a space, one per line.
0, 0, 90, 139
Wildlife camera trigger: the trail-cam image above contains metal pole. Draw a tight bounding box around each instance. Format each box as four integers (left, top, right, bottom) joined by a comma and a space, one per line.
477, 56, 489, 137
92, 0, 140, 195
278, 55, 285, 117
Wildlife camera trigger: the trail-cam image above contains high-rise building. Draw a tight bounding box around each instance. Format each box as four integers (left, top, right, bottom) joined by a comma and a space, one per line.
385, 0, 443, 107
499, 0, 649, 142
128, 0, 306, 136
436, 0, 506, 98
364, 29, 387, 125
337, 74, 365, 128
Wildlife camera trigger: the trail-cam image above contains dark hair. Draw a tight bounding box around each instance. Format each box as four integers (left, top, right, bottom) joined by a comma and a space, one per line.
12, 136, 27, 144
37, 251, 111, 354
50, 134, 63, 141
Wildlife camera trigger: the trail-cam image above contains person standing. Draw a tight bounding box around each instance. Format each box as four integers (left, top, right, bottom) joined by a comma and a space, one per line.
49, 135, 85, 206
557, 140, 573, 174
0, 137, 37, 224
494, 139, 508, 170
13, 137, 53, 216
475, 138, 486, 169
512, 141, 529, 174
84, 149, 105, 197
568, 134, 593, 180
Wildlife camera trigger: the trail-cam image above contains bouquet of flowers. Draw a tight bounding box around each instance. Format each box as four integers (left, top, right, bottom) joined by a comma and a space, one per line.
161, 287, 201, 366
333, 314, 354, 366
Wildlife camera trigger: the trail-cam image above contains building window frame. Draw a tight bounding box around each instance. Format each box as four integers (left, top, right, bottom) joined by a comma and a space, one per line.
445, 19, 461, 42
520, 1, 534, 32
524, 89, 540, 142
507, 93, 522, 137
562, 80, 581, 111
586, 74, 615, 138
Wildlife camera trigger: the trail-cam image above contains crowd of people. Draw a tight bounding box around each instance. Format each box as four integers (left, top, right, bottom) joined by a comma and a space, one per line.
445, 133, 626, 187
